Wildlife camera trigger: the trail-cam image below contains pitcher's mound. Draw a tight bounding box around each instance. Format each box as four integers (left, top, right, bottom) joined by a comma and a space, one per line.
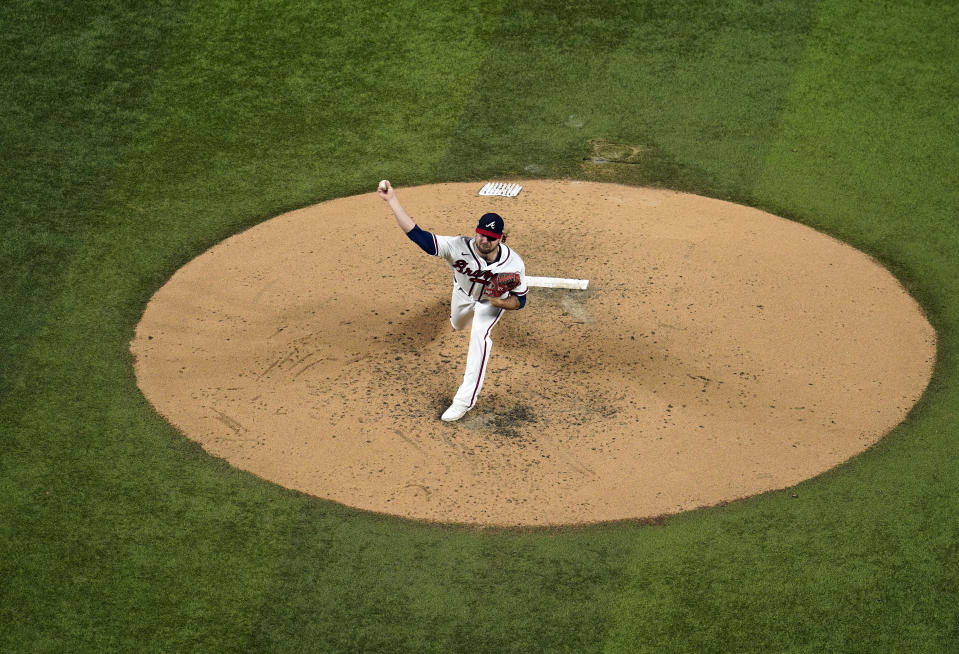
131, 181, 936, 526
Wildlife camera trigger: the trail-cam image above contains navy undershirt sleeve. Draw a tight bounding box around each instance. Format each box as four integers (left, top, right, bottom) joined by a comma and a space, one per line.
406, 225, 437, 255
516, 294, 527, 309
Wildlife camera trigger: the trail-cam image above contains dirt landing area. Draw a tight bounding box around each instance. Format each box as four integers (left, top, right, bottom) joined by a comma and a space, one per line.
131, 181, 936, 526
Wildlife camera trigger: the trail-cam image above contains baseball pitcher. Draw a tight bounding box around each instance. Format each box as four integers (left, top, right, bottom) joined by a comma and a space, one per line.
377, 180, 528, 421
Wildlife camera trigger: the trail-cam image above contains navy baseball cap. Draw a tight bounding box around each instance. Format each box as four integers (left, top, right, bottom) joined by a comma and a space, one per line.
476, 212, 504, 238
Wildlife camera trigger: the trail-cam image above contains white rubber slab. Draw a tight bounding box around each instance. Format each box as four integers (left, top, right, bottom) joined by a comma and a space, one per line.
526, 276, 589, 290
478, 182, 523, 197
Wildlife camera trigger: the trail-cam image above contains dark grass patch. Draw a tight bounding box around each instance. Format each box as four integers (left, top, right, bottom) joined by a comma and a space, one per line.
244, 499, 641, 654
0, 0, 193, 403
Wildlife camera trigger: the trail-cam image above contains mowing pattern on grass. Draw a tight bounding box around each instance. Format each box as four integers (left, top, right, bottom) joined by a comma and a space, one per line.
3, 0, 958, 651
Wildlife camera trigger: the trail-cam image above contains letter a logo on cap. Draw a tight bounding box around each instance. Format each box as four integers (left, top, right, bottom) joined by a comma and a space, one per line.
476, 212, 504, 238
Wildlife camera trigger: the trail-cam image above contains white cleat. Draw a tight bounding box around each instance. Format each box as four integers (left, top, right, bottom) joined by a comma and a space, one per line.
441, 404, 470, 422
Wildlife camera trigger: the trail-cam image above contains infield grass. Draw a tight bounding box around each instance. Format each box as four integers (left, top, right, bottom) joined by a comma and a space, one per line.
2, 0, 957, 652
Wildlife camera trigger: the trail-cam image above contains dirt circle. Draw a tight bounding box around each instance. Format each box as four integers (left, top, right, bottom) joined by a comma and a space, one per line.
131, 180, 936, 526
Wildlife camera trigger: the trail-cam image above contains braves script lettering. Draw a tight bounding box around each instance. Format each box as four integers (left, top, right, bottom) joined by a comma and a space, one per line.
453, 259, 497, 285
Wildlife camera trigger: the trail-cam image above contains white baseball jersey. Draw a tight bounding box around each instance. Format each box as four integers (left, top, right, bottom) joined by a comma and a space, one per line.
431, 235, 528, 302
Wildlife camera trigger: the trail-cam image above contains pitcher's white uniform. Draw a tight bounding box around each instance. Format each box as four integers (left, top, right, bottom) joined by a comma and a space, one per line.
430, 234, 528, 410
377, 180, 527, 421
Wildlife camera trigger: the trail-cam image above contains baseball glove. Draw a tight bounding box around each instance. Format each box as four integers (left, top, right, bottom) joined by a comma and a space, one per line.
483, 272, 521, 298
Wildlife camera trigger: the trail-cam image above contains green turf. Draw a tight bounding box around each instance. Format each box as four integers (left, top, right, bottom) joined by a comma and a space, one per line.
0, 0, 195, 403
246, 505, 640, 654
441, 0, 821, 198
2, 0, 957, 652
604, 2, 959, 651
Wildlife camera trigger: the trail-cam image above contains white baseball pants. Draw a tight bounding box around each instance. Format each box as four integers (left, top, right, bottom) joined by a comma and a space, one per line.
449, 286, 505, 410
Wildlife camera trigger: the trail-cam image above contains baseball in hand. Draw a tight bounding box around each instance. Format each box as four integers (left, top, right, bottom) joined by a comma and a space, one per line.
378, 180, 389, 192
